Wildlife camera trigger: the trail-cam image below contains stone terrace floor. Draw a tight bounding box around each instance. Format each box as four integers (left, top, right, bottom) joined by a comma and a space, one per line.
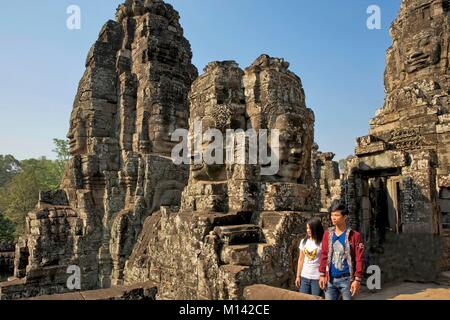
356, 280, 450, 300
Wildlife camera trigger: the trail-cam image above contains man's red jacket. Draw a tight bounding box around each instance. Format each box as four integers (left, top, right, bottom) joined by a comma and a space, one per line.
319, 227, 365, 282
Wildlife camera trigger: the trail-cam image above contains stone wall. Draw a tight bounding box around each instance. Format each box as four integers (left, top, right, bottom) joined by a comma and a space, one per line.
341, 149, 443, 281
243, 284, 322, 300
366, 232, 443, 284
0, 242, 14, 282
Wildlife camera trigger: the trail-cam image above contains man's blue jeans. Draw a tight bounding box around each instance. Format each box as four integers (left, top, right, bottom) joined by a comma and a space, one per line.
325, 276, 353, 300
299, 277, 322, 297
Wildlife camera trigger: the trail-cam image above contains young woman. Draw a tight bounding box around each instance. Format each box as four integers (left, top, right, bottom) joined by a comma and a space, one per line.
295, 218, 325, 297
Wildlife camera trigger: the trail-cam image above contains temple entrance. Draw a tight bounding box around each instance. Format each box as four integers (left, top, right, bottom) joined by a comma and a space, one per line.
360, 169, 402, 248
440, 187, 450, 270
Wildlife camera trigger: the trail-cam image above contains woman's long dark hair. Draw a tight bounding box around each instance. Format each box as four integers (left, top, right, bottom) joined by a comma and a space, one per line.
302, 218, 325, 246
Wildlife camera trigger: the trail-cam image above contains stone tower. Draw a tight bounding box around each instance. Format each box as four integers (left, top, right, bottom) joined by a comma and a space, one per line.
2, 0, 198, 298
342, 0, 450, 282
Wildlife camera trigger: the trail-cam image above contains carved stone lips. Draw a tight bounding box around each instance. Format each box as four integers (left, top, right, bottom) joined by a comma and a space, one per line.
408, 51, 430, 66
69, 139, 78, 150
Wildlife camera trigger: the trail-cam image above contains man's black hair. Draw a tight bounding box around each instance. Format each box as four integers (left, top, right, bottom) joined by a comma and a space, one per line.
328, 199, 348, 216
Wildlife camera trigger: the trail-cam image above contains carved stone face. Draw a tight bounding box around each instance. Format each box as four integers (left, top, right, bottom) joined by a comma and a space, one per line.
67, 112, 87, 156
270, 113, 305, 182
191, 116, 227, 182
151, 113, 187, 155
190, 108, 246, 182
188, 61, 247, 183
151, 80, 190, 155
405, 33, 441, 73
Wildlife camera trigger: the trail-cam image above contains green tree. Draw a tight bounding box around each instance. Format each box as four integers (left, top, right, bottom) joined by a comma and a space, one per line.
0, 155, 20, 188
0, 139, 69, 239
0, 212, 15, 242
52, 138, 70, 177
0, 157, 62, 237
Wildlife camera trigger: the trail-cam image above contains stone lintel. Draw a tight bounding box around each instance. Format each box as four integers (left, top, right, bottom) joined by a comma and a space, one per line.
358, 150, 408, 171
355, 141, 387, 156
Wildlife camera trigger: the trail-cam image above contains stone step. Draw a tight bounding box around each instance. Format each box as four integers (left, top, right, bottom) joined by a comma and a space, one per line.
214, 224, 262, 245
244, 284, 322, 300
207, 211, 253, 227
220, 243, 270, 266
24, 281, 158, 300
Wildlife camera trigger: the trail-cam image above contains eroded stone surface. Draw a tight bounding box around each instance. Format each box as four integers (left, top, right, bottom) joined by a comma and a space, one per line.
311, 146, 341, 213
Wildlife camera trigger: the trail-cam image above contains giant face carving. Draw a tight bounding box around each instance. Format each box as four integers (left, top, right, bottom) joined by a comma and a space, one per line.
67, 110, 88, 156
405, 33, 441, 73
268, 113, 306, 183
190, 106, 246, 182
188, 61, 247, 183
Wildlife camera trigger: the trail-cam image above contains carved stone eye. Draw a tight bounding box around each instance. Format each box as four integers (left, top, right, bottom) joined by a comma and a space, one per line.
418, 37, 430, 47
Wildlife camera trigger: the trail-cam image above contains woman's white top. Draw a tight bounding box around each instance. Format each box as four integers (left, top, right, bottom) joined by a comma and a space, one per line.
299, 239, 322, 280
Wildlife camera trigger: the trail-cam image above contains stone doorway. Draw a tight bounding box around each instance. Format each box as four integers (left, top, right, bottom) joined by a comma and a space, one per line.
439, 187, 450, 270
360, 169, 403, 249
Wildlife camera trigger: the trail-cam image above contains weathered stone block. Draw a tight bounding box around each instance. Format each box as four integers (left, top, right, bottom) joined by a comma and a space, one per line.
358, 150, 407, 170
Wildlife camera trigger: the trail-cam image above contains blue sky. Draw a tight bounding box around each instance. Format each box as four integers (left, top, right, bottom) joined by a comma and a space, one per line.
0, 0, 401, 160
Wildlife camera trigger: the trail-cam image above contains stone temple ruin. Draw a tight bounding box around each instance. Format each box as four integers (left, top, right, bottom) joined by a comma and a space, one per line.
0, 0, 319, 300
0, 0, 450, 299
337, 0, 450, 283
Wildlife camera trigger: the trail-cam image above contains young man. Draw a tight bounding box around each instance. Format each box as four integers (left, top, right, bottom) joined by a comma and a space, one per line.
319, 200, 365, 300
